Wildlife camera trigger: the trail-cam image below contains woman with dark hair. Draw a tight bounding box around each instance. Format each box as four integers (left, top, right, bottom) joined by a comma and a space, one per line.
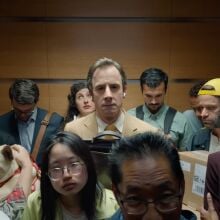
65, 82, 95, 124
22, 131, 118, 220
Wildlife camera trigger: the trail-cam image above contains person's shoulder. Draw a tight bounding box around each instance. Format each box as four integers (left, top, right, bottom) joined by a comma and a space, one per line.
208, 151, 220, 163
124, 113, 158, 132
65, 112, 94, 130
103, 188, 118, 204
180, 210, 197, 220
22, 191, 41, 220
96, 189, 119, 219
183, 109, 195, 116
109, 209, 123, 220
37, 108, 64, 126
0, 111, 13, 120
51, 112, 64, 119
27, 191, 41, 203
168, 107, 192, 129
50, 112, 64, 124
67, 112, 94, 125
170, 107, 188, 122
126, 107, 137, 116
37, 108, 63, 119
183, 109, 193, 114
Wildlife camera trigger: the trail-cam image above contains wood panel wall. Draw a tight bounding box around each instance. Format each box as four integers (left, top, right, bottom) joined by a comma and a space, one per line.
0, 0, 220, 116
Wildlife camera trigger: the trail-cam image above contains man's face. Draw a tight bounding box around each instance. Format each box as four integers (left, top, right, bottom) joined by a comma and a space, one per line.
91, 65, 126, 123
113, 156, 183, 220
197, 95, 220, 129
12, 99, 36, 122
142, 83, 166, 114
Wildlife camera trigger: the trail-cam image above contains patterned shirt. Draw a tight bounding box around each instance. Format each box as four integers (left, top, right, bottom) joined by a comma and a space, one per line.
0, 185, 26, 220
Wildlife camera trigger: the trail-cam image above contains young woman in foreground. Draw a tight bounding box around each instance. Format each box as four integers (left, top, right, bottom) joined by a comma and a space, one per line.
22, 131, 118, 220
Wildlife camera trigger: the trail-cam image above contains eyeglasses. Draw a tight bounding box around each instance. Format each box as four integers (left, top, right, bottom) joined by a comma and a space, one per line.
119, 193, 182, 215
48, 162, 84, 181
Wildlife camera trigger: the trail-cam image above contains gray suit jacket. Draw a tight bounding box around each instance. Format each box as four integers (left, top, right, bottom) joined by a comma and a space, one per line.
64, 112, 158, 140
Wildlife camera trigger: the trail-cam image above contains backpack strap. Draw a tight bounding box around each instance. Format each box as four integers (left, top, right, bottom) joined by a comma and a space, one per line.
136, 105, 144, 120
31, 112, 52, 161
164, 107, 177, 134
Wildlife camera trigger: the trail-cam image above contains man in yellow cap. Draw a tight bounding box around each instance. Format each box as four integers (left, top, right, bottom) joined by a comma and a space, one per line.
189, 78, 220, 152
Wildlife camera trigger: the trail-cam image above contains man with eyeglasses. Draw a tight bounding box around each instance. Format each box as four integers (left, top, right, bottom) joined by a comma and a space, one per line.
109, 132, 197, 220
0, 79, 64, 165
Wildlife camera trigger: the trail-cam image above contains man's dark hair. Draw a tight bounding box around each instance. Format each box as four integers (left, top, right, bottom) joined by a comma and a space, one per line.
189, 80, 206, 97
9, 79, 39, 104
109, 132, 184, 187
140, 68, 168, 92
87, 57, 127, 92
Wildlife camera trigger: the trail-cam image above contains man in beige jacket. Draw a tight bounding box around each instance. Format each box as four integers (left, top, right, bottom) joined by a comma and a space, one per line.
65, 57, 158, 140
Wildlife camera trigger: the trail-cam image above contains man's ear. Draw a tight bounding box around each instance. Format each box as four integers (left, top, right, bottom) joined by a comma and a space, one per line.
123, 86, 127, 99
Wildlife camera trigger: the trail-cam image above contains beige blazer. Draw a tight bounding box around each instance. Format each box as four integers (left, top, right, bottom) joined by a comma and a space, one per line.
64, 112, 158, 140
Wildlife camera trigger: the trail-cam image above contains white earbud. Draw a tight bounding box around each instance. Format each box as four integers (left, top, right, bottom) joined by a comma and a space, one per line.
123, 92, 126, 97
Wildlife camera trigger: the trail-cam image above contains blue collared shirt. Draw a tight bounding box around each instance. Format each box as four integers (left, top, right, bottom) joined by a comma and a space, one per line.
17, 108, 37, 152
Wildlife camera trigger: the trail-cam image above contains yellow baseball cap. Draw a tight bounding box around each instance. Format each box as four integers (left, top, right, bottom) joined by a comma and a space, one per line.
198, 78, 220, 96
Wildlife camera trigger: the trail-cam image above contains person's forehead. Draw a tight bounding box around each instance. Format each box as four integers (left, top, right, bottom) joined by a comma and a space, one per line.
12, 99, 35, 109
198, 95, 220, 105
120, 157, 177, 186
143, 82, 165, 92
49, 143, 77, 163
93, 66, 121, 81
76, 88, 89, 96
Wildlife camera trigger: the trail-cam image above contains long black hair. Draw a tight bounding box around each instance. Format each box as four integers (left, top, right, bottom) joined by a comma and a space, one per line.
40, 131, 99, 220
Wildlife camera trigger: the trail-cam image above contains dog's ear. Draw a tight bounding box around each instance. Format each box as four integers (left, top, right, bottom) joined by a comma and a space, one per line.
2, 145, 13, 161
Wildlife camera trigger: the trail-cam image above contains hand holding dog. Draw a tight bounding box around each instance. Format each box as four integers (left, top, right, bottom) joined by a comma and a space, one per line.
11, 144, 32, 168
11, 144, 33, 198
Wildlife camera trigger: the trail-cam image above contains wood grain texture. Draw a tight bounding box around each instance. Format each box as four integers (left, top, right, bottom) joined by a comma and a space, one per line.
0, 0, 220, 115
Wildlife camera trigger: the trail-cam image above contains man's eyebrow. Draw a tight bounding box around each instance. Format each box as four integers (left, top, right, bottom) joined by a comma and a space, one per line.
94, 83, 105, 87
125, 180, 176, 191
156, 181, 176, 190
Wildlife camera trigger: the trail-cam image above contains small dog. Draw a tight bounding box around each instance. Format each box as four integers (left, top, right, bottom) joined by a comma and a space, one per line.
0, 145, 40, 201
